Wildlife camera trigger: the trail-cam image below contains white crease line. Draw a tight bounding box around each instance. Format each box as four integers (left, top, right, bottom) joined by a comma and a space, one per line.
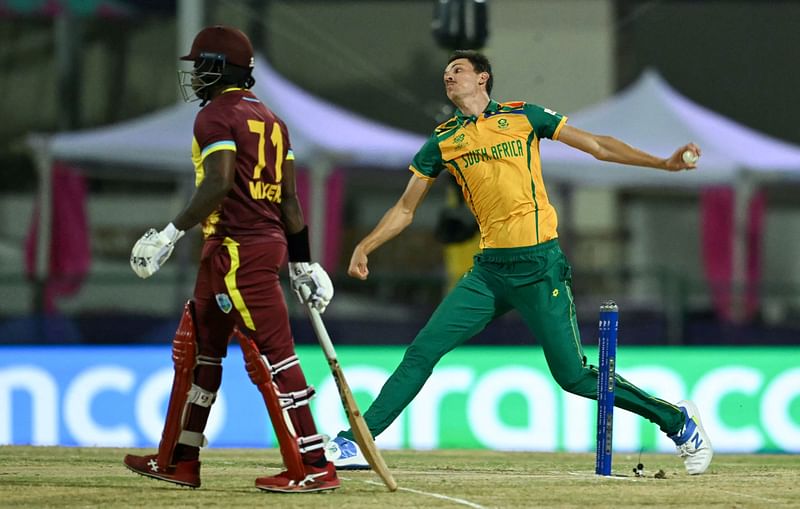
348, 478, 487, 509
712, 488, 780, 504
567, 471, 640, 481
389, 469, 578, 479
351, 469, 642, 481
419, 470, 638, 481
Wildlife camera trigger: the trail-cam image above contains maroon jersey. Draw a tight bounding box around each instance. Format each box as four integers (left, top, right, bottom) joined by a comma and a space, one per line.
190, 87, 294, 244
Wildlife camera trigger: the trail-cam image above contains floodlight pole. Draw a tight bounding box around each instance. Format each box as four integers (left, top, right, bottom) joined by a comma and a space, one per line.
308, 159, 333, 265
29, 135, 53, 313
177, 0, 205, 98
730, 174, 753, 323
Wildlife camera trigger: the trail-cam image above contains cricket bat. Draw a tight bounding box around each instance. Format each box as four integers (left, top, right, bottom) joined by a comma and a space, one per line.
302, 293, 398, 492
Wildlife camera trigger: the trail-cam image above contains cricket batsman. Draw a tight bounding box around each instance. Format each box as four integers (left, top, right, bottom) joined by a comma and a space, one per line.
123, 25, 339, 492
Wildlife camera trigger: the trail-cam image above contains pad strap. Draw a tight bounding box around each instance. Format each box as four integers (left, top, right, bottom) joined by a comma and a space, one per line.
270, 354, 300, 375
197, 355, 222, 367
278, 386, 316, 410
178, 430, 208, 447
297, 433, 325, 453
187, 384, 217, 408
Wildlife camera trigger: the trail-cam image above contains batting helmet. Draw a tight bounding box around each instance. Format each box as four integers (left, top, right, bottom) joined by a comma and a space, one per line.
180, 25, 254, 69
178, 25, 256, 104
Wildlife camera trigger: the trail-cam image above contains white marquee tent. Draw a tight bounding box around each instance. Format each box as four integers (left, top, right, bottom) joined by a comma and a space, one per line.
540, 69, 800, 186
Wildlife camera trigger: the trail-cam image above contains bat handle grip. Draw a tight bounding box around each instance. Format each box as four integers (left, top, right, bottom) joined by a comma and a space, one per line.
300, 284, 339, 361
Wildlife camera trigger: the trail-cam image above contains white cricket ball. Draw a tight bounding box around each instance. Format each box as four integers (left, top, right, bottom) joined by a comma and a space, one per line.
682, 150, 699, 164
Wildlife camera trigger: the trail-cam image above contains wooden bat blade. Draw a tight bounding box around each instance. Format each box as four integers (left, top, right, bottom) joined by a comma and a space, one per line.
329, 358, 398, 492
301, 296, 397, 491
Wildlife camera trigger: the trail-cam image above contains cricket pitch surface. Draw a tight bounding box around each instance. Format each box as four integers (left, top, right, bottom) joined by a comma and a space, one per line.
1, 446, 796, 508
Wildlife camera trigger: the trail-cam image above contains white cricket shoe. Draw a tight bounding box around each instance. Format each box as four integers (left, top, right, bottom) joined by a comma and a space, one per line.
670, 400, 713, 475
324, 436, 369, 470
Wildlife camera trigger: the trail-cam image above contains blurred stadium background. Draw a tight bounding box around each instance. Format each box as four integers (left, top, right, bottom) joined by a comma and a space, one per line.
1, 0, 798, 454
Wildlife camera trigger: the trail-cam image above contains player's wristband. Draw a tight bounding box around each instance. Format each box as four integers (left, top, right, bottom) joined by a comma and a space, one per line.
286, 226, 311, 262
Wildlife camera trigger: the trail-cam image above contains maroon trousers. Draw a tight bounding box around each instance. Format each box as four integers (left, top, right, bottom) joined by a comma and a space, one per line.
182, 237, 323, 464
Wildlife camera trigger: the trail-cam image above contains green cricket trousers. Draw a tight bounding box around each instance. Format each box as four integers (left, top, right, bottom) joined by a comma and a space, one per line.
342, 239, 684, 442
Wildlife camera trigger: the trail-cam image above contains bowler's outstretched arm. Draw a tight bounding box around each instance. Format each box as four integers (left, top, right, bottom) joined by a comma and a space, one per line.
557, 124, 700, 172
348, 175, 432, 280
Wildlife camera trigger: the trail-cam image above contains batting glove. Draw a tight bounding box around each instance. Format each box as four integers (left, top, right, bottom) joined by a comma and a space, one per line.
289, 262, 334, 313
130, 223, 185, 279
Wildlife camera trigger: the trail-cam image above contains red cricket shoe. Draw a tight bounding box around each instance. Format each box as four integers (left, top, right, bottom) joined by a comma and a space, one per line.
123, 453, 201, 488
255, 461, 340, 493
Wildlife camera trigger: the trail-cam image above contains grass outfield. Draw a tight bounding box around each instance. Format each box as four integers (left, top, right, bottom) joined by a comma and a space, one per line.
0, 447, 797, 508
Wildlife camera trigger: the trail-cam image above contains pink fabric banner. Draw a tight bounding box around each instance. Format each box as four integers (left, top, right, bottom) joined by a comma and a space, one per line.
24, 163, 91, 312
295, 168, 345, 271
701, 187, 764, 322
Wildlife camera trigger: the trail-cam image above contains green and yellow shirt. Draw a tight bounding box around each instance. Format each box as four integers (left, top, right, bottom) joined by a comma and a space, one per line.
410, 100, 567, 249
